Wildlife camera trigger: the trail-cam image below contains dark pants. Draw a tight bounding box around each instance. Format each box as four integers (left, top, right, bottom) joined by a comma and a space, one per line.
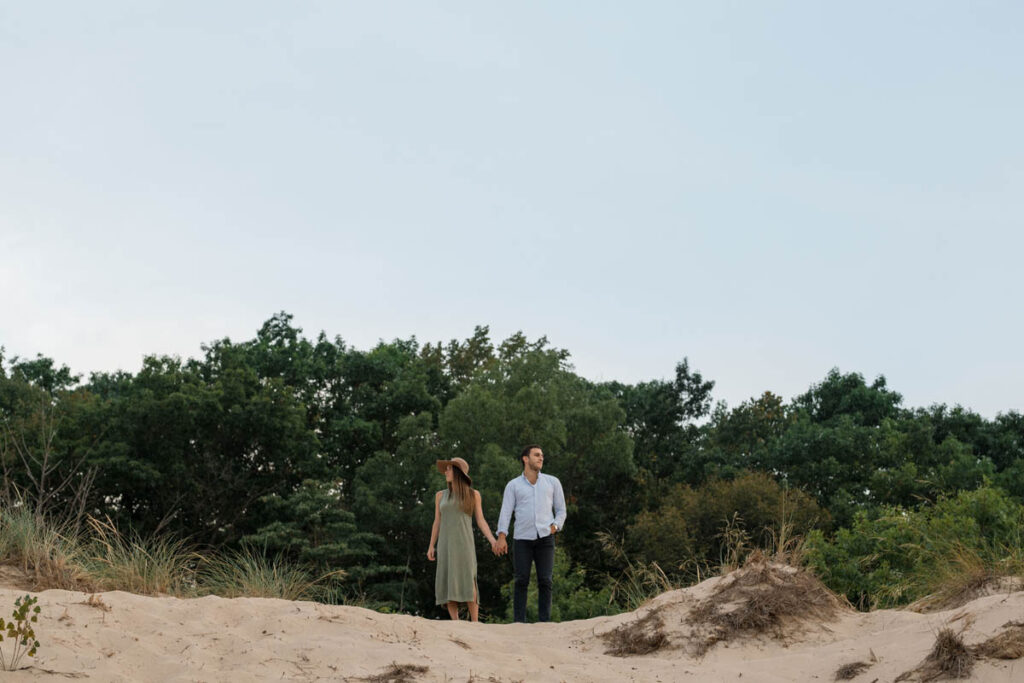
513, 535, 555, 623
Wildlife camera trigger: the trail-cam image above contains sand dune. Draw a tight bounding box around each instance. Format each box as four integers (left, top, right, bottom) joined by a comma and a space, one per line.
1, 565, 1021, 682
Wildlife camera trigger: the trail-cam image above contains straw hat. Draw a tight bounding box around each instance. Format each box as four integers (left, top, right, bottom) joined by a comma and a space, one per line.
436, 457, 470, 479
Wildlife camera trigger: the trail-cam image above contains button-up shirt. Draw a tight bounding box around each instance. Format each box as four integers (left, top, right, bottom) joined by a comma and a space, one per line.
497, 472, 567, 540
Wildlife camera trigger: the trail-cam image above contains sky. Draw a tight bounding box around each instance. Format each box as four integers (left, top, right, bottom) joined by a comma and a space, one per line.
2, 2, 1022, 417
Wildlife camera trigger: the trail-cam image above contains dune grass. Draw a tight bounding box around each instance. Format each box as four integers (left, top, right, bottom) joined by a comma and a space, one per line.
81, 517, 197, 596
0, 505, 89, 590
196, 546, 327, 601
907, 540, 1024, 612
0, 504, 327, 601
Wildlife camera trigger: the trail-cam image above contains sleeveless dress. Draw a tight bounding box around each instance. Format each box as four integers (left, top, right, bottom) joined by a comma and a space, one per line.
435, 489, 477, 605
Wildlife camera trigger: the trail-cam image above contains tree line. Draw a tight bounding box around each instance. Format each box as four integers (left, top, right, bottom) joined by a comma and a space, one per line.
2, 312, 1022, 617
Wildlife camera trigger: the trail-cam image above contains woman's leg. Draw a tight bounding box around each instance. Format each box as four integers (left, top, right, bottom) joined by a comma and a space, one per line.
446, 601, 460, 620
467, 582, 479, 622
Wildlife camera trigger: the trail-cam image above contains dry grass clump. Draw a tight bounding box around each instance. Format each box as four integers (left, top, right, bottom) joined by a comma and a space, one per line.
898, 620, 1024, 681
972, 620, 1024, 660
688, 550, 846, 654
601, 609, 670, 657
896, 628, 974, 682
833, 660, 871, 680
357, 662, 429, 682
80, 593, 110, 612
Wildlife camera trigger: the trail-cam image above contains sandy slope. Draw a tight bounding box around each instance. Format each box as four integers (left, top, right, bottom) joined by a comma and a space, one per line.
0, 576, 1021, 682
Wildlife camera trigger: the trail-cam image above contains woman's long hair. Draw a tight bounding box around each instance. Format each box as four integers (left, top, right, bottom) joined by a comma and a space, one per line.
448, 466, 475, 516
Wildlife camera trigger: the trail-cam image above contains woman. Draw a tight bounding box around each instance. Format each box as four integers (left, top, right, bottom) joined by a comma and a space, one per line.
427, 456, 498, 621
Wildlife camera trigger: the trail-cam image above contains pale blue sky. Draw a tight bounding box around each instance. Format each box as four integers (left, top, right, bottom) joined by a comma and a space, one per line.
2, 2, 1022, 416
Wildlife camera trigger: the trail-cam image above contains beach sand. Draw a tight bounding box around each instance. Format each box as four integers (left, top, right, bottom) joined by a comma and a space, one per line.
1, 563, 1021, 682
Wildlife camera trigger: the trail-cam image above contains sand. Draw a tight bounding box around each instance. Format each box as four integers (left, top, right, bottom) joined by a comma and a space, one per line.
0, 569, 1021, 682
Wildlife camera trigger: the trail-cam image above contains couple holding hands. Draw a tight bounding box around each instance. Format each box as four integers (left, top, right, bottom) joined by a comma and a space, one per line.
427, 445, 567, 622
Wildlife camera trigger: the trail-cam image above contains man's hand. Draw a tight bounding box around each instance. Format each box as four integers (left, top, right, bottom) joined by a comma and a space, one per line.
495, 535, 508, 556
550, 523, 557, 535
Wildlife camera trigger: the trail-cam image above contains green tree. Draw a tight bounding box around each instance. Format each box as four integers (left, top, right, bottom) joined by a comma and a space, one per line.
242, 479, 384, 583
603, 358, 714, 487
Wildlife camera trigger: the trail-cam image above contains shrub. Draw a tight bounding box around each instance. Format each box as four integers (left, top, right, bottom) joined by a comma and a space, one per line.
804, 486, 1024, 609
0, 595, 41, 671
626, 471, 825, 580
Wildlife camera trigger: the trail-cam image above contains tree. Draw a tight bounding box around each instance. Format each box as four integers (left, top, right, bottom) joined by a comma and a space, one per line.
604, 358, 715, 487
794, 369, 902, 427
242, 479, 386, 589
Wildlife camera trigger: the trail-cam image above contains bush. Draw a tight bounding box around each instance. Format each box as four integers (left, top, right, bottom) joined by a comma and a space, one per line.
626, 471, 826, 580
804, 486, 1024, 609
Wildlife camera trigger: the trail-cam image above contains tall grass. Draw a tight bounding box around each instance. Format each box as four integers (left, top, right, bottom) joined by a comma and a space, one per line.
82, 517, 197, 596
0, 505, 88, 590
597, 532, 678, 611
907, 539, 1024, 611
197, 546, 328, 601
0, 504, 324, 602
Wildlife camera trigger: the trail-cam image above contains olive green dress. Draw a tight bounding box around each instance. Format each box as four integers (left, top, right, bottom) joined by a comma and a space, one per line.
435, 489, 477, 605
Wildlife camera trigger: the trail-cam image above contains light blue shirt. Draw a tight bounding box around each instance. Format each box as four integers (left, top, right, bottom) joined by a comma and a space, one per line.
497, 472, 567, 540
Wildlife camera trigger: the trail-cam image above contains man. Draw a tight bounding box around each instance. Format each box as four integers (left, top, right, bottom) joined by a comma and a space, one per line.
495, 444, 567, 623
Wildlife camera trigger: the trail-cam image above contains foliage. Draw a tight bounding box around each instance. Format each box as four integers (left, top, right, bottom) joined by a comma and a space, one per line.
242, 479, 384, 583
626, 471, 825, 581
603, 358, 714, 489
804, 486, 1024, 609
4, 317, 1024, 619
0, 595, 41, 671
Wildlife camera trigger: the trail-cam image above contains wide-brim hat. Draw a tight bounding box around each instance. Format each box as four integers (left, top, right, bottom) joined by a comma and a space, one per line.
436, 457, 470, 480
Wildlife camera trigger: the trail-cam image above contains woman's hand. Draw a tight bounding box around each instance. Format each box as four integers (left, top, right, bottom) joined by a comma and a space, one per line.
427, 546, 436, 561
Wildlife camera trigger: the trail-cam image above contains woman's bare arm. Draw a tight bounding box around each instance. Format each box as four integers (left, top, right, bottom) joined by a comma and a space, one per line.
427, 490, 442, 560
474, 490, 497, 547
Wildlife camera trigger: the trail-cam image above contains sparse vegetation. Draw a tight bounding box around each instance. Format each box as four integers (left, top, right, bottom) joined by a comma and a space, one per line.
834, 660, 871, 680
688, 551, 847, 655
896, 628, 974, 681
973, 620, 1024, 659
357, 662, 429, 682
601, 609, 670, 656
